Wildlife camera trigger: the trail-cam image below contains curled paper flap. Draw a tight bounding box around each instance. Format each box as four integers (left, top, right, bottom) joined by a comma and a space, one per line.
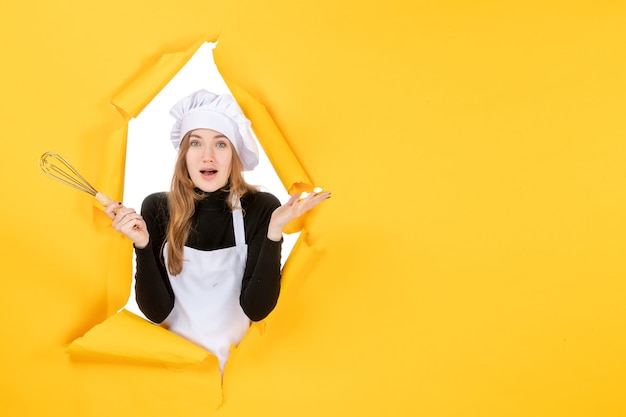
279, 233, 324, 292
225, 81, 312, 194
92, 125, 126, 215
68, 309, 212, 366
112, 39, 209, 119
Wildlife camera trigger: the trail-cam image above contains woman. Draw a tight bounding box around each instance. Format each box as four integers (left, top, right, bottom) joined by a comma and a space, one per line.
105, 90, 330, 371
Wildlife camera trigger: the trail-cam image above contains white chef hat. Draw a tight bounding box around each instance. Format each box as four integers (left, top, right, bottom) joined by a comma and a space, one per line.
169, 89, 259, 171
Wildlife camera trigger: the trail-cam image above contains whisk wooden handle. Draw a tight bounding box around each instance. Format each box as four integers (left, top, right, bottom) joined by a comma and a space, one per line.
95, 192, 116, 207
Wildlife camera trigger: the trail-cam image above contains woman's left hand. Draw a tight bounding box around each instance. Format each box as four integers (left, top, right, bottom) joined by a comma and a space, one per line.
267, 190, 331, 241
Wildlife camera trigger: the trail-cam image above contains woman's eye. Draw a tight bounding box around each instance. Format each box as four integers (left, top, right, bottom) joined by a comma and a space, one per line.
216, 142, 227, 148
190, 140, 200, 147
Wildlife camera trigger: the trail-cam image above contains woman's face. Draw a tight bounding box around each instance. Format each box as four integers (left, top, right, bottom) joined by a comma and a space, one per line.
185, 129, 233, 192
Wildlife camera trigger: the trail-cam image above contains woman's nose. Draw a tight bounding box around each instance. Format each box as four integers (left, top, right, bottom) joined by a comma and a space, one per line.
202, 148, 214, 161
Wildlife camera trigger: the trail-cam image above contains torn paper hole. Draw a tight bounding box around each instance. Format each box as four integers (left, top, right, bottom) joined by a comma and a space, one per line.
122, 41, 300, 319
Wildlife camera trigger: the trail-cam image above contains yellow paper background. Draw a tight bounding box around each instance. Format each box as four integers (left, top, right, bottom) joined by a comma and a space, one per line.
2, 1, 625, 416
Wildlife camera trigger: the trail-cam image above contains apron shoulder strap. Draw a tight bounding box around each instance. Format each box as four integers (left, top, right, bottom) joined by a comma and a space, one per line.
231, 194, 245, 247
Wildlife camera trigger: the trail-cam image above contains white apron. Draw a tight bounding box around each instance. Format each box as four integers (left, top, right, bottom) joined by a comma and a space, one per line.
162, 200, 250, 372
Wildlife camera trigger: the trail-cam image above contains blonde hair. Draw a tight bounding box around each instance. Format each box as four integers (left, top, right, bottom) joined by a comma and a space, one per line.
165, 131, 257, 275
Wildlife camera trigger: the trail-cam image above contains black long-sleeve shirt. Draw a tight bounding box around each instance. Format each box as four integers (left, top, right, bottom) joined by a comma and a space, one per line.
134, 188, 282, 323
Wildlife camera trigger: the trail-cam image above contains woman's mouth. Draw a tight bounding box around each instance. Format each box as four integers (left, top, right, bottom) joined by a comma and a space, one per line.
200, 169, 218, 178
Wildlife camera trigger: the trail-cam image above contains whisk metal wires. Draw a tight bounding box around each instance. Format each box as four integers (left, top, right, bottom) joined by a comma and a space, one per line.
39, 152, 115, 207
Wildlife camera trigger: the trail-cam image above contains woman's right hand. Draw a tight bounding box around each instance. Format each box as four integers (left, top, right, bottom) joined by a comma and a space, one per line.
105, 203, 150, 249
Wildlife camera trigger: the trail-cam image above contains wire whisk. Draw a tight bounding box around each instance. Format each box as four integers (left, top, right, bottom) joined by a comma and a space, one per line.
39, 152, 116, 207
